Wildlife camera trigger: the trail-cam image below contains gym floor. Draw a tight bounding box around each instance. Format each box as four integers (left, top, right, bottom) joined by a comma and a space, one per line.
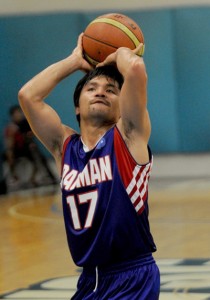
0, 153, 210, 299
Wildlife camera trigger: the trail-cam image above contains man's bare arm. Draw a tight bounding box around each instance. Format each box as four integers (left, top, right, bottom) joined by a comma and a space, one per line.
97, 45, 151, 164
18, 34, 93, 162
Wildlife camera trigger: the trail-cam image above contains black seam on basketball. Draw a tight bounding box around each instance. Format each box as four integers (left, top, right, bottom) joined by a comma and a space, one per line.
83, 32, 134, 49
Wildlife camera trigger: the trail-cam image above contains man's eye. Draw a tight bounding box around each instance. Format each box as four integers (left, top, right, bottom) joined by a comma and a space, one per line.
87, 87, 95, 91
107, 89, 115, 94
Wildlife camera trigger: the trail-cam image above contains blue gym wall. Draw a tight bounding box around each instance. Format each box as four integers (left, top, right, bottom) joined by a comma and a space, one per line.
1, 7, 210, 154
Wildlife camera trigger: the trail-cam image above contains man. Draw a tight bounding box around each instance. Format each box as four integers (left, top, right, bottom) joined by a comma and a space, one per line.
18, 33, 160, 299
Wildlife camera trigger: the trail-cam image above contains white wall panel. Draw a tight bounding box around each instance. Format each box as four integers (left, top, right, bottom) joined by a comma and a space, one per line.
1, 0, 210, 15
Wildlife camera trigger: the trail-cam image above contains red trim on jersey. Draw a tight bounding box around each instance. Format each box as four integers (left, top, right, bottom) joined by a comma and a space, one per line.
114, 126, 152, 214
61, 136, 72, 176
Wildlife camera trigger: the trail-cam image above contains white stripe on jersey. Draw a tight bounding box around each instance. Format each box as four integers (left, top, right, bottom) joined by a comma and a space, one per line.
135, 199, 144, 212
126, 165, 142, 194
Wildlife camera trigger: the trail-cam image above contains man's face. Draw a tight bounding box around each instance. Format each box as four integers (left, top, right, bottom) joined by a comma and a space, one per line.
76, 76, 121, 125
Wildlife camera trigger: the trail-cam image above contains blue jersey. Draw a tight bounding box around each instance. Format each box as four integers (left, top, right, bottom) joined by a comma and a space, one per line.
61, 126, 156, 268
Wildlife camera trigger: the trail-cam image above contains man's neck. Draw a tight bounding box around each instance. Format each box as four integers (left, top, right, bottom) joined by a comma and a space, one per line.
80, 123, 114, 151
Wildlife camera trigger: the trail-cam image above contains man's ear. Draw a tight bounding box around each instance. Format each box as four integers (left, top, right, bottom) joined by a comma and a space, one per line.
75, 106, 80, 115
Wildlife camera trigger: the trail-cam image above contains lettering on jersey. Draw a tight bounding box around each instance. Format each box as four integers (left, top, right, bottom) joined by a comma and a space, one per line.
61, 155, 112, 191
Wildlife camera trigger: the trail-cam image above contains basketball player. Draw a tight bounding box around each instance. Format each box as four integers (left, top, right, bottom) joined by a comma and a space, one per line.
18, 33, 160, 299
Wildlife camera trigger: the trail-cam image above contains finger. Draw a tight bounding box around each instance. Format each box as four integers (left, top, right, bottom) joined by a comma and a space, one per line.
96, 62, 104, 68
133, 43, 145, 56
96, 51, 116, 67
77, 33, 84, 47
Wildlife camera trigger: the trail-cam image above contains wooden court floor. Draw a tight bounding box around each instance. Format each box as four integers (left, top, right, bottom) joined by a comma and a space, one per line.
0, 154, 210, 299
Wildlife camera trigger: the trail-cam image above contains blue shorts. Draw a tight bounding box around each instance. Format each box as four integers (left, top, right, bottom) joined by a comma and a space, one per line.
71, 254, 160, 300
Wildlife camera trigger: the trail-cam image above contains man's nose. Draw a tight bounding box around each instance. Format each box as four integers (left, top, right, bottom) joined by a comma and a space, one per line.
95, 88, 105, 97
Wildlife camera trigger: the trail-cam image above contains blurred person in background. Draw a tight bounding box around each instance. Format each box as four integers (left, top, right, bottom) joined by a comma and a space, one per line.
3, 105, 58, 189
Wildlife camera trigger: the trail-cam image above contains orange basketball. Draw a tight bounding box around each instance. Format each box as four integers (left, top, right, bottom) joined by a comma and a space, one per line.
82, 13, 145, 66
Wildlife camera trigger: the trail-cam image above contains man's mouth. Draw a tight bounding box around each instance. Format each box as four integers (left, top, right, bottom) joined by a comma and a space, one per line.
92, 99, 110, 106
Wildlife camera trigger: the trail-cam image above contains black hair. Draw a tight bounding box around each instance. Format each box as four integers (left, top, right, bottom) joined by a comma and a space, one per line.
73, 66, 124, 124
9, 105, 21, 116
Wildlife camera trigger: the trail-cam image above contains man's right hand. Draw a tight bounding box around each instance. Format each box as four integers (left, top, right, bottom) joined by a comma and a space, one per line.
72, 33, 94, 73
